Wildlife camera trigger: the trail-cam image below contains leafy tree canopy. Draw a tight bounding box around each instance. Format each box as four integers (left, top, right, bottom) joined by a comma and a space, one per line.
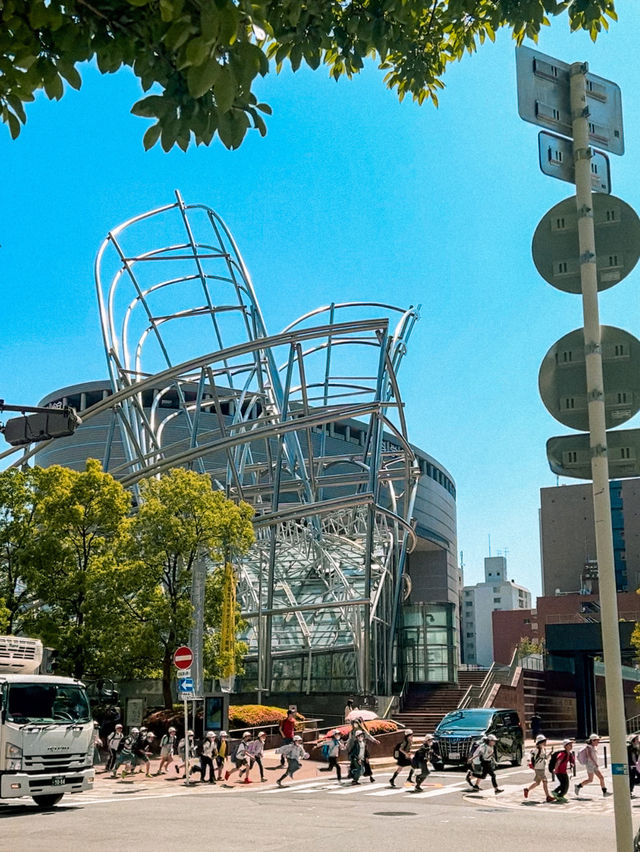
24, 459, 132, 678
0, 467, 40, 634
124, 468, 253, 705
1, 0, 617, 151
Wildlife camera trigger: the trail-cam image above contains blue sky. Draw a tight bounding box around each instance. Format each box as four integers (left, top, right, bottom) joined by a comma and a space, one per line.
2, 4, 640, 595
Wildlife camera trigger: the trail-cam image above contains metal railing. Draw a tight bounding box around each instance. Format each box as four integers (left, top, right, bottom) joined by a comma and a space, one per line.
457, 648, 522, 710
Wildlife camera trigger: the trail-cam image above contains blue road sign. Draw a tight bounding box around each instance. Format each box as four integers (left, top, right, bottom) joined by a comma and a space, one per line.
178, 677, 194, 693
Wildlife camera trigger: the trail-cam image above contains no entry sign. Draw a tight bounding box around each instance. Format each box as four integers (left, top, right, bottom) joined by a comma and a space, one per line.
173, 645, 194, 670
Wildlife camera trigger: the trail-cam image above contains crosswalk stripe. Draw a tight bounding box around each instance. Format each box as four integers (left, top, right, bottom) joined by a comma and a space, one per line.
328, 782, 388, 795
409, 783, 467, 798
260, 780, 329, 794
369, 787, 410, 797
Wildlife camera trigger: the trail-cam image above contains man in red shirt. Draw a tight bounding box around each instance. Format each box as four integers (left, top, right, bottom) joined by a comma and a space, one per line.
279, 710, 296, 766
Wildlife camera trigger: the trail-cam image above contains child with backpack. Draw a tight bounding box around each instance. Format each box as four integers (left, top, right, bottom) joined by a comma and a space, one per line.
575, 733, 610, 797
628, 735, 640, 797
550, 738, 575, 803
411, 734, 435, 793
318, 729, 344, 782
465, 734, 503, 795
523, 734, 555, 802
389, 729, 414, 787
224, 731, 253, 785
276, 734, 309, 787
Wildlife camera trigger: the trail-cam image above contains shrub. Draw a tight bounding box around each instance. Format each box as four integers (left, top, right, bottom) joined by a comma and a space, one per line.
228, 704, 305, 729
144, 704, 305, 737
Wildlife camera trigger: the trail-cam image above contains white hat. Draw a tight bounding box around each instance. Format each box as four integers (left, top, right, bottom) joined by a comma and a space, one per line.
486, 734, 498, 742
562, 738, 574, 745
535, 734, 547, 743
587, 733, 600, 742
404, 729, 413, 736
115, 723, 123, 729
242, 731, 252, 739
424, 734, 434, 741
332, 730, 341, 737
258, 731, 267, 738
206, 731, 215, 738
219, 731, 228, 737
356, 730, 365, 737
168, 726, 176, 732
131, 727, 139, 734
147, 731, 155, 738
293, 734, 303, 742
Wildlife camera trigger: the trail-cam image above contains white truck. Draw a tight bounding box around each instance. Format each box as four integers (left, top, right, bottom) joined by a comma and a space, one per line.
0, 636, 95, 807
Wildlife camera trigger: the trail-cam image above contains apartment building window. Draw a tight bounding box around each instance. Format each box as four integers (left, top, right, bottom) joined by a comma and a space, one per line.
493, 597, 501, 604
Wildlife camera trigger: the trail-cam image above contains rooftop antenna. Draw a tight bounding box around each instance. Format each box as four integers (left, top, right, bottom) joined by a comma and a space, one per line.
488, 534, 491, 557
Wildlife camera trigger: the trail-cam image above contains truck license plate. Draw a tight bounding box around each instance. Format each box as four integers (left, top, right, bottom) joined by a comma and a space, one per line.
51, 776, 65, 786
448, 751, 460, 760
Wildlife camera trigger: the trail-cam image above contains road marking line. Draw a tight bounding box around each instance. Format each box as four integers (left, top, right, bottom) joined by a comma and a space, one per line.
369, 787, 410, 797
328, 783, 388, 795
260, 780, 329, 794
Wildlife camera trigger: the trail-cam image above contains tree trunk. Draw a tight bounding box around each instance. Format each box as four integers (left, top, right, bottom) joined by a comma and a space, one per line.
162, 647, 173, 709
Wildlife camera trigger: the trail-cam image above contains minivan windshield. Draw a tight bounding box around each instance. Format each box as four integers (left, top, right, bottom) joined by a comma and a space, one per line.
4, 682, 91, 724
436, 709, 494, 731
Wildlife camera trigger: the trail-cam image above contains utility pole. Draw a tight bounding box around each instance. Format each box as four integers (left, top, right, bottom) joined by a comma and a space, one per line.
569, 61, 633, 849
517, 47, 636, 850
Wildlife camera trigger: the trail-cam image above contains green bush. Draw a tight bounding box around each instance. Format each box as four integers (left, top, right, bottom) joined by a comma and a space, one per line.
144, 703, 305, 737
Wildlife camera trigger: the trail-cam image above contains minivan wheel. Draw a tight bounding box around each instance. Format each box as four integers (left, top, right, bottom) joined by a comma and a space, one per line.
33, 794, 63, 808
511, 745, 523, 767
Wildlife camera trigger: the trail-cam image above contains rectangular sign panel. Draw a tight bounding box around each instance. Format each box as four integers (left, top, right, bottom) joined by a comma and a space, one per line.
516, 46, 624, 155
538, 132, 611, 193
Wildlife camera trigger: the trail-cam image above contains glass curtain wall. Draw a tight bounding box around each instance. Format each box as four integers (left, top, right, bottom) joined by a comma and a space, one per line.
396, 602, 458, 684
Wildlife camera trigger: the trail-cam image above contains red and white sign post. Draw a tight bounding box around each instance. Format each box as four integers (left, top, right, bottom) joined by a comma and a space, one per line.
174, 646, 194, 785
173, 645, 194, 671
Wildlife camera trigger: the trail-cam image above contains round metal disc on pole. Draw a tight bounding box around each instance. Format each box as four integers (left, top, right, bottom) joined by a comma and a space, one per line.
539, 326, 640, 430
532, 194, 640, 293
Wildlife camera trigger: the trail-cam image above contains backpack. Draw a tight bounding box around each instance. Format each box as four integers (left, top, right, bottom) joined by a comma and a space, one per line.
548, 751, 560, 773
321, 743, 331, 762
577, 746, 590, 766
393, 745, 401, 760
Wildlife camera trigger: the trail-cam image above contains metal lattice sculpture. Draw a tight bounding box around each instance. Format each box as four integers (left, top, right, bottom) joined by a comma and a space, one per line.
7, 191, 421, 695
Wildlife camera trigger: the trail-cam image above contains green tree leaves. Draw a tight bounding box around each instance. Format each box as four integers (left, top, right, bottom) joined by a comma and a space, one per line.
0, 2, 619, 150
0, 463, 253, 701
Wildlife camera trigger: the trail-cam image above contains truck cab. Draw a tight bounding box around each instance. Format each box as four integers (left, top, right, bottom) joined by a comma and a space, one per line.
0, 637, 94, 807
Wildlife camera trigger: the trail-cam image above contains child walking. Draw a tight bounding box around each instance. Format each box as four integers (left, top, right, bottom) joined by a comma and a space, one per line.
523, 734, 555, 802
575, 734, 610, 798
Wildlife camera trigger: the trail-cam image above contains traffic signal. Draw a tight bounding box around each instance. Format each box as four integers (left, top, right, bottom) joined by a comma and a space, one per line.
1, 407, 81, 446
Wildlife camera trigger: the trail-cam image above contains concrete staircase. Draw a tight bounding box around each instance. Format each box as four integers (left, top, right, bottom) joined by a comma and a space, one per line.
523, 669, 577, 737
392, 671, 487, 737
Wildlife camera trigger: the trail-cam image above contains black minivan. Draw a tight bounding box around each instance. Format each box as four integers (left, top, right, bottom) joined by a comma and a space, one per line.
431, 707, 523, 770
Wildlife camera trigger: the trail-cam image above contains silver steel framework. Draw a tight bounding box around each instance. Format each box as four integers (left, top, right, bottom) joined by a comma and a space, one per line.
5, 192, 421, 695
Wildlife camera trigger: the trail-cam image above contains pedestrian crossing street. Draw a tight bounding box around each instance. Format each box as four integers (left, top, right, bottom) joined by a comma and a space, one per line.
53, 768, 628, 816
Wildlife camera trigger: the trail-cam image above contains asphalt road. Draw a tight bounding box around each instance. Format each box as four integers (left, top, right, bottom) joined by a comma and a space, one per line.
1, 764, 637, 851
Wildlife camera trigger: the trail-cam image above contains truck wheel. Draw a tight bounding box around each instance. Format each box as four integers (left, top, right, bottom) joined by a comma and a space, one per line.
511, 746, 523, 767
33, 794, 63, 808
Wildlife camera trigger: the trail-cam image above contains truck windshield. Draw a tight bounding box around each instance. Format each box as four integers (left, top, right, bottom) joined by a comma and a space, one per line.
4, 683, 91, 724
436, 710, 494, 731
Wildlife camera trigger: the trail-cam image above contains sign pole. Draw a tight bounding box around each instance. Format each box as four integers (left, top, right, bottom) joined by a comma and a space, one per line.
183, 696, 190, 786
570, 61, 633, 850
